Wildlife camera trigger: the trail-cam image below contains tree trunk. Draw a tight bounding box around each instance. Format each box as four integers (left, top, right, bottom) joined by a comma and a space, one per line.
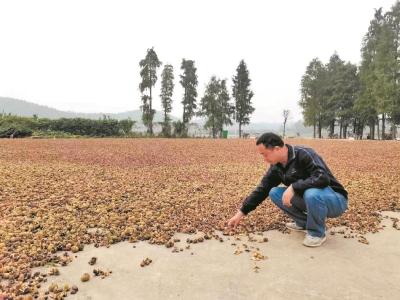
369, 118, 375, 140
313, 122, 316, 139
318, 116, 322, 138
182, 108, 186, 136
182, 88, 188, 136
355, 119, 361, 139
149, 86, 153, 135
212, 118, 216, 138
391, 124, 396, 140
377, 116, 380, 140
339, 120, 343, 139
372, 122, 375, 140
164, 110, 168, 136
329, 120, 335, 137
343, 125, 348, 139
382, 113, 386, 140
283, 122, 286, 139
239, 123, 242, 138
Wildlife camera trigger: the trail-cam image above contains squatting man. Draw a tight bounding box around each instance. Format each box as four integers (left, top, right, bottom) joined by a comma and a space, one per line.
228, 132, 348, 247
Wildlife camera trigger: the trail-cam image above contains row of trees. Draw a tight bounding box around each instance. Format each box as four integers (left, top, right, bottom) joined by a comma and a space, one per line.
300, 2, 400, 139
299, 54, 359, 138
138, 48, 255, 137
0, 114, 135, 138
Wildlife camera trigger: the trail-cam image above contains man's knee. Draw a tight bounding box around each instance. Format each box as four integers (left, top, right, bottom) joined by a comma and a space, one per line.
269, 187, 282, 204
303, 188, 322, 204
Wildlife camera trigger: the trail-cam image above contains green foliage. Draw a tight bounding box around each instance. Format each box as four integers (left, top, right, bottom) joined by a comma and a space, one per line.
299, 58, 326, 138
139, 47, 162, 135
232, 60, 254, 137
299, 3, 400, 140
357, 4, 400, 138
140, 94, 155, 131
160, 121, 172, 137
160, 64, 174, 137
32, 130, 80, 138
119, 118, 136, 135
0, 115, 35, 137
324, 53, 360, 137
0, 123, 33, 138
180, 59, 198, 134
172, 120, 185, 137
300, 54, 360, 138
199, 76, 234, 138
0, 114, 136, 138
49, 117, 121, 136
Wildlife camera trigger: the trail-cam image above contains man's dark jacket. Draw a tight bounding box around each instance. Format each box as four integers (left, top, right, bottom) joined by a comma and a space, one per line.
240, 144, 348, 215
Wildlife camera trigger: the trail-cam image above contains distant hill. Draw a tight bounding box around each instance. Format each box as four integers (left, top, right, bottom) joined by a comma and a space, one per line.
0, 97, 173, 122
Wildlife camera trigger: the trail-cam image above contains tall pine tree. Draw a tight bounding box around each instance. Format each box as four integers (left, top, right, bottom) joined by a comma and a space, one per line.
232, 60, 254, 137
139, 47, 162, 135
199, 76, 234, 138
299, 58, 326, 138
357, 9, 383, 139
324, 53, 359, 138
180, 59, 198, 136
387, 1, 400, 138
160, 64, 174, 137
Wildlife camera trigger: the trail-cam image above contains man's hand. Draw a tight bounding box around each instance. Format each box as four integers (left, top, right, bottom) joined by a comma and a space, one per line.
282, 185, 294, 207
227, 210, 245, 229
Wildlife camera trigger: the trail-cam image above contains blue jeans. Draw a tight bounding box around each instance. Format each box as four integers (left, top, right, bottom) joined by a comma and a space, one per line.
269, 186, 348, 237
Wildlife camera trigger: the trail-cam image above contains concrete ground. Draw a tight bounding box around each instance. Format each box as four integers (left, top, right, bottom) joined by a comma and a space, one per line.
36, 212, 400, 300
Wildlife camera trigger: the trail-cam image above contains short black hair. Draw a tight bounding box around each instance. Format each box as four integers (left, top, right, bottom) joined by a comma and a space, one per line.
256, 132, 284, 148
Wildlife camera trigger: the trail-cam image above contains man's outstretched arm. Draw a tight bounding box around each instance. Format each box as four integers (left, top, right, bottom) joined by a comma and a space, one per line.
240, 167, 282, 214
228, 168, 281, 228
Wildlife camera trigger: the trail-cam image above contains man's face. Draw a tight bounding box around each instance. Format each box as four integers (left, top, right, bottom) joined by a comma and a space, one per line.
257, 144, 280, 165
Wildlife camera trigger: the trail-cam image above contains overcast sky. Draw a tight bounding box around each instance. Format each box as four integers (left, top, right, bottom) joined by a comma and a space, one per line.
0, 0, 395, 123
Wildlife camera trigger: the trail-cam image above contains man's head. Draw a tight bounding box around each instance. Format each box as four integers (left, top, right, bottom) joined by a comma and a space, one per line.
256, 132, 286, 164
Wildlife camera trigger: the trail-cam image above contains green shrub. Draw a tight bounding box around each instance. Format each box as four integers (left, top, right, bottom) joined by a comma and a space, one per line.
0, 123, 33, 138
